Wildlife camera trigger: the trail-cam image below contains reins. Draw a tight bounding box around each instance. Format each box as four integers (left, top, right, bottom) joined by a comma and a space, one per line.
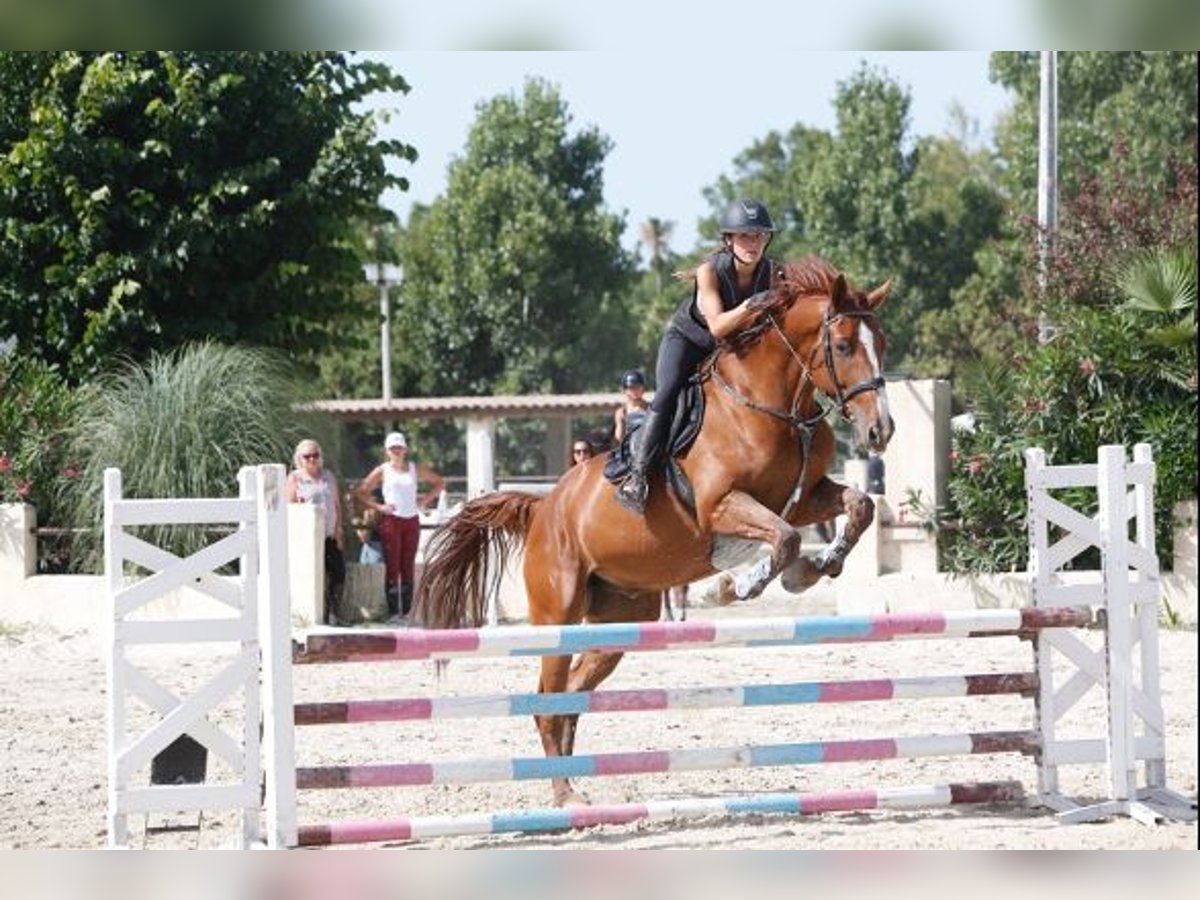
702, 300, 884, 521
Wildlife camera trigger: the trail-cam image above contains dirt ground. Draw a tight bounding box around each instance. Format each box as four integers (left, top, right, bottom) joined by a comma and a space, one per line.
1, 603, 1195, 850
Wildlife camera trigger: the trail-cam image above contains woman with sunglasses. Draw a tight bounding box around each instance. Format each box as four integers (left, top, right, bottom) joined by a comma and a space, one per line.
615, 198, 781, 515
570, 440, 594, 466
286, 438, 345, 625
357, 430, 445, 621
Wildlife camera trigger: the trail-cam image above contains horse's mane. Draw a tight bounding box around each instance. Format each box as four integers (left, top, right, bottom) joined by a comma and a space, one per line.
720, 256, 847, 353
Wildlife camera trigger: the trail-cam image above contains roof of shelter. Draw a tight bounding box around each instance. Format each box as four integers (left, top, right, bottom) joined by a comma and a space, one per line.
304, 392, 646, 422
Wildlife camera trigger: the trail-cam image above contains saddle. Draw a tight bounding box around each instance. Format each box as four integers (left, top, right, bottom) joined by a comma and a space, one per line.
603, 374, 705, 513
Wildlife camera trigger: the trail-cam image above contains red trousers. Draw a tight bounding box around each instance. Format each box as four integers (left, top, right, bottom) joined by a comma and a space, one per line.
378, 513, 421, 587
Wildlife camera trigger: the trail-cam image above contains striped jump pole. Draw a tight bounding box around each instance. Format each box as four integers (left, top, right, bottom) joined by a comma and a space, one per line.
276, 607, 1094, 844
293, 606, 1094, 665
297, 730, 1039, 790
296, 779, 1025, 847
294, 672, 1038, 726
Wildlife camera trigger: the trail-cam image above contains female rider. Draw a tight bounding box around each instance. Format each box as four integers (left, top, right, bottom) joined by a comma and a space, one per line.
615, 198, 780, 515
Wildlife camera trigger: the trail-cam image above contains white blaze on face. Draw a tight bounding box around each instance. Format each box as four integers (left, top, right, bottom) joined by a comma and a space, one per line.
860, 319, 889, 423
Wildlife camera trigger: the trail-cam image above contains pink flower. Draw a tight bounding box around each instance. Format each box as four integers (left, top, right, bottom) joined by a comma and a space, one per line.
63, 464, 79, 479
0, 454, 10, 474
15, 480, 32, 498
948, 450, 959, 463
968, 455, 986, 476
1079, 358, 1096, 376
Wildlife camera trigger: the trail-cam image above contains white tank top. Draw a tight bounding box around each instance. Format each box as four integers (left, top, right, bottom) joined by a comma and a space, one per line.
381, 462, 420, 518
293, 470, 337, 537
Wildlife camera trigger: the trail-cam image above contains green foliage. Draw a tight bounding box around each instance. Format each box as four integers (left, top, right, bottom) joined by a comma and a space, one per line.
0, 347, 78, 560
944, 244, 1198, 573
701, 63, 1006, 372
58, 341, 332, 572
990, 52, 1198, 214
0, 51, 415, 381
392, 79, 636, 470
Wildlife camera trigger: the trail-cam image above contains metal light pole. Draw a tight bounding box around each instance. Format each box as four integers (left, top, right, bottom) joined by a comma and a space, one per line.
363, 262, 402, 401
1037, 50, 1058, 344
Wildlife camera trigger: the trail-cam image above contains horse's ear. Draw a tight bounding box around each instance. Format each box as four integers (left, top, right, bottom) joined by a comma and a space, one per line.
831, 274, 848, 310
866, 279, 892, 310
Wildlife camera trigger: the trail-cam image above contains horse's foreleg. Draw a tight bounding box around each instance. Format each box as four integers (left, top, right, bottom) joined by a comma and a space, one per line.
708, 490, 800, 602
780, 477, 874, 591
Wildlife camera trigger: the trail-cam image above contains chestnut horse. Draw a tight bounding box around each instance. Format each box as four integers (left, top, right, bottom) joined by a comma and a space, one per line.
414, 256, 893, 806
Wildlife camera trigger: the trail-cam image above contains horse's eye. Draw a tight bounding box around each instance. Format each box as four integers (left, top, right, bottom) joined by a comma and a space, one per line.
835, 338, 853, 356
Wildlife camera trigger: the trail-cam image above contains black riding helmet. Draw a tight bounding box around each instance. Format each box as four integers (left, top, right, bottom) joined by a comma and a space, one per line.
621, 369, 646, 389
719, 198, 776, 235
719, 198, 776, 258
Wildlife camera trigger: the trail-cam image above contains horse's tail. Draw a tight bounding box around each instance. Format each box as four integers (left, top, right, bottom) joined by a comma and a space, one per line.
413, 490, 542, 629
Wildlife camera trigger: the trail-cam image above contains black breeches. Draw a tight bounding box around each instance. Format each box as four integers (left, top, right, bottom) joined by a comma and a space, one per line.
651, 329, 710, 417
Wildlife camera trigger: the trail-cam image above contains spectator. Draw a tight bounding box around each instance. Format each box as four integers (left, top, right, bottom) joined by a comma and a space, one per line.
351, 496, 385, 565
285, 438, 344, 626
357, 431, 445, 621
613, 368, 650, 444
867, 451, 886, 495
571, 440, 595, 466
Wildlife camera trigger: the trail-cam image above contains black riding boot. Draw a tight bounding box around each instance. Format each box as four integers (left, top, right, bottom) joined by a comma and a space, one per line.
615, 410, 670, 515
385, 583, 400, 617
399, 583, 414, 618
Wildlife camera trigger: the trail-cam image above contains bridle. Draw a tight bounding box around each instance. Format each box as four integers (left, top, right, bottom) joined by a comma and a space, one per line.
703, 300, 885, 521
706, 303, 884, 430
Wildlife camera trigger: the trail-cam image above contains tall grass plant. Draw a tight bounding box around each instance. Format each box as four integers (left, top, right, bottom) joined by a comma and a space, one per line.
60, 342, 334, 572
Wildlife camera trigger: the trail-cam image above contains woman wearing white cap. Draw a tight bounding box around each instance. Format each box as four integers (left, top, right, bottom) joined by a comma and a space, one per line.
357, 431, 445, 620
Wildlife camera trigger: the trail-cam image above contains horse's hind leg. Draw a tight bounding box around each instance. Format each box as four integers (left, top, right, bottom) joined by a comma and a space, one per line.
554, 585, 661, 787
534, 653, 588, 806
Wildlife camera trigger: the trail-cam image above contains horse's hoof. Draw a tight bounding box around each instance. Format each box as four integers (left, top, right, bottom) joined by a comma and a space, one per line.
780, 557, 816, 593
554, 790, 592, 807
715, 573, 738, 606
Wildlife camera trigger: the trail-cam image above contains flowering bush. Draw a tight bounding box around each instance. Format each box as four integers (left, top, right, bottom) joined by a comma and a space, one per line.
943, 274, 1196, 574
0, 349, 78, 513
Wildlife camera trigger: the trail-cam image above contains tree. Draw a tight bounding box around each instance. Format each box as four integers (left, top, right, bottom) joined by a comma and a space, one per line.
942, 162, 1198, 575
700, 64, 1006, 372
0, 52, 415, 380
394, 78, 635, 400
989, 52, 1197, 214
638, 216, 674, 294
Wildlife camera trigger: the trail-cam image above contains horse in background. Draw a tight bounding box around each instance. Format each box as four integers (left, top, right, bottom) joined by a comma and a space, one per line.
415, 256, 893, 806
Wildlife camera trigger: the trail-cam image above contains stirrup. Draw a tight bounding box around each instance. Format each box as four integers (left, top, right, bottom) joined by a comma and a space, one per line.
614, 474, 648, 515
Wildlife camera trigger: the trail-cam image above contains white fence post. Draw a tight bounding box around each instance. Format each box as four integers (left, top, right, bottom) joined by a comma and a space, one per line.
258, 463, 298, 848
104, 468, 127, 847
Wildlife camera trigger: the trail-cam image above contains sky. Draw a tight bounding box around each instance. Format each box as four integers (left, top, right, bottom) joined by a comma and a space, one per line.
368, 51, 1015, 256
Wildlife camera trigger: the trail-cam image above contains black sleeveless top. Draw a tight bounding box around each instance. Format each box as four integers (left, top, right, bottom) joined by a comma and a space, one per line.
667, 249, 777, 352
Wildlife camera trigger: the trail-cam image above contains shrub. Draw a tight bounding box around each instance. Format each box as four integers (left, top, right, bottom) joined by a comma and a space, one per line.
59, 341, 334, 573
0, 346, 78, 571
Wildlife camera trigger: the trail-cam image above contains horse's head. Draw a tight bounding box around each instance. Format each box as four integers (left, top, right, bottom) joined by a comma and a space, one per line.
811, 274, 894, 451
740, 259, 891, 452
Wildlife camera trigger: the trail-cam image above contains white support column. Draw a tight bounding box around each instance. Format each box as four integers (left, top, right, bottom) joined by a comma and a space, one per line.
1024, 447, 1061, 802
236, 468, 262, 846
466, 416, 496, 498
258, 463, 298, 849
104, 468, 127, 848
1097, 445, 1136, 807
